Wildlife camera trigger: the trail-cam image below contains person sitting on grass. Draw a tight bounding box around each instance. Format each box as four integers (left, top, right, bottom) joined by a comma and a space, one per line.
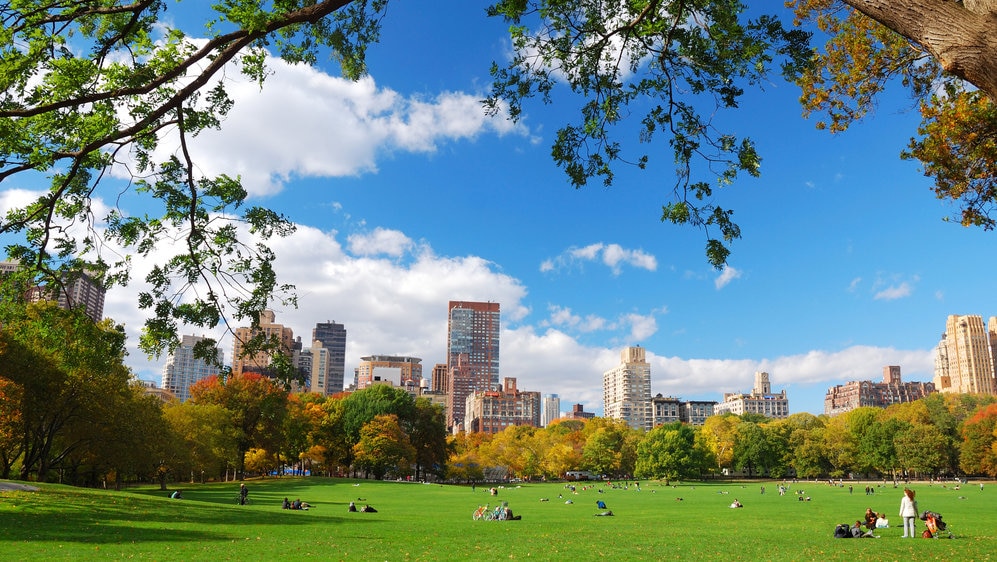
360, 504, 377, 513
864, 508, 877, 530
875, 513, 889, 528
170, 490, 183, 500
851, 520, 876, 538
282, 497, 291, 510
730, 499, 743, 508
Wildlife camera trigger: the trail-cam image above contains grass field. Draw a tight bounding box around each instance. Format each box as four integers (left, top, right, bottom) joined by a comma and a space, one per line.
1, 477, 993, 560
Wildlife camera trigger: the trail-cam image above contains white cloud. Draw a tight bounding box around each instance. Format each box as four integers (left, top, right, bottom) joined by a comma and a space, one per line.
874, 282, 913, 300
117, 48, 528, 197
714, 265, 741, 289
647, 345, 935, 413
871, 274, 918, 301
544, 242, 657, 275
347, 228, 414, 257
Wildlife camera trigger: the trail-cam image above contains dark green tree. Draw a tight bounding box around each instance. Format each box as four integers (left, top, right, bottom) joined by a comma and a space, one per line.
409, 398, 449, 480
635, 422, 708, 482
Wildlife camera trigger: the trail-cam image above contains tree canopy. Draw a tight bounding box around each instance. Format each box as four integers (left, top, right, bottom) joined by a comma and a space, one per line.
1, 0, 995, 352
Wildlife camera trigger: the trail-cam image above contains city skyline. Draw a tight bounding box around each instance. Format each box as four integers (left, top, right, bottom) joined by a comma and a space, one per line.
3, 2, 994, 415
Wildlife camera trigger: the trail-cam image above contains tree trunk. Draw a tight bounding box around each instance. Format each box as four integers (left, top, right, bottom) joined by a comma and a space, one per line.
844, 0, 997, 98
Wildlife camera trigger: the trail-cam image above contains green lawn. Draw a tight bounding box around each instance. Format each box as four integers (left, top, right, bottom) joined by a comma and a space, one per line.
1, 478, 992, 560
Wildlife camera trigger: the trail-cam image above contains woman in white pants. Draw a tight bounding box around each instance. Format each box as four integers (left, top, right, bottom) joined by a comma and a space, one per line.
899, 488, 918, 538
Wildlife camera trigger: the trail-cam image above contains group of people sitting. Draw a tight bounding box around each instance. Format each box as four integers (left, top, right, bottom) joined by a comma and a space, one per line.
282, 497, 311, 510
835, 508, 888, 538
348, 501, 377, 512
864, 507, 889, 529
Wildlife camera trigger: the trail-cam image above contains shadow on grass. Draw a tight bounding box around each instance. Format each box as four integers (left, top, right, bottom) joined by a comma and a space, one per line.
0, 482, 376, 546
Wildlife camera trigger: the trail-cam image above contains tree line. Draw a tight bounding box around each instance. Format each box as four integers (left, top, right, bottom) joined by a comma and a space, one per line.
4, 301, 997, 488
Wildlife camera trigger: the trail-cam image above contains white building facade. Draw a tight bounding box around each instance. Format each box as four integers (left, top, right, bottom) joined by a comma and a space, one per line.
603, 346, 653, 430
161, 335, 222, 402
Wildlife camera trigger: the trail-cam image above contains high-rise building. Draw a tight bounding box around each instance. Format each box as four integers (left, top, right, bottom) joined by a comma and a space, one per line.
0, 261, 105, 322
161, 335, 222, 402
446, 300, 500, 430
464, 377, 541, 434
430, 363, 449, 394
713, 371, 790, 418
231, 310, 295, 376
541, 394, 561, 427
357, 355, 423, 390
933, 315, 997, 395
824, 366, 935, 416
312, 321, 346, 393
603, 346, 653, 430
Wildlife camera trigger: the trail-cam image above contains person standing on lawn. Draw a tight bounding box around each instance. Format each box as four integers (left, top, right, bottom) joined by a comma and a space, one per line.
899, 488, 918, 538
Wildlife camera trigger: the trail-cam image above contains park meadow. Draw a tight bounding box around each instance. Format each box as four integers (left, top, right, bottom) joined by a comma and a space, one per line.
1, 477, 992, 561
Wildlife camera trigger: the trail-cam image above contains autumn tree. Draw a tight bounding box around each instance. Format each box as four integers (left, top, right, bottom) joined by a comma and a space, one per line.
446, 431, 490, 483
792, 0, 997, 232
701, 414, 741, 473
162, 401, 241, 483
959, 403, 997, 477
352, 414, 416, 480
581, 418, 639, 478
0, 358, 24, 479
0, 301, 133, 481
189, 372, 288, 479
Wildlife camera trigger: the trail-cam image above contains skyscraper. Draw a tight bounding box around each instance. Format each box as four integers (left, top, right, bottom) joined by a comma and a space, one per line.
0, 261, 106, 322
934, 314, 997, 395
161, 335, 222, 402
446, 300, 500, 430
603, 346, 653, 430
231, 310, 295, 376
541, 393, 561, 427
313, 321, 347, 393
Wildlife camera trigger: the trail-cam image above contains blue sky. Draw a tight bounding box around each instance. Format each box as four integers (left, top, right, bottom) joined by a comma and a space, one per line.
3, 2, 994, 415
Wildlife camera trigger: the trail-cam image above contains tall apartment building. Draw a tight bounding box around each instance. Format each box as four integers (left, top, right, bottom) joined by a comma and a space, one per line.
161, 335, 222, 402
446, 300, 500, 430
430, 363, 449, 393
357, 355, 423, 390
824, 366, 935, 416
933, 315, 997, 395
293, 345, 314, 389
603, 346, 653, 430
312, 321, 346, 393
713, 371, 790, 418
0, 261, 106, 322
541, 394, 561, 427
231, 309, 295, 376
464, 377, 541, 434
